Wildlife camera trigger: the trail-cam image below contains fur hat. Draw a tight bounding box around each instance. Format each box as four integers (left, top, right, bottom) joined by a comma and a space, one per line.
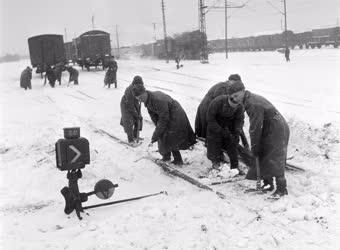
132, 75, 144, 86
228, 74, 241, 81
132, 84, 146, 96
229, 80, 245, 94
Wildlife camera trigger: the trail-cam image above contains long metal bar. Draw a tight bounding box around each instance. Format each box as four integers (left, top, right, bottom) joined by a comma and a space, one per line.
82, 191, 166, 210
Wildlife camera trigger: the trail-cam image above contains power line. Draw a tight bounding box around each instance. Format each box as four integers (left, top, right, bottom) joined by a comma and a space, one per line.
265, 0, 284, 15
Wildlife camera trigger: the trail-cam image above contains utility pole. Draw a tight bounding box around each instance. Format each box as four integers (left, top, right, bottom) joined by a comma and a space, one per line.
153, 23, 157, 41
64, 28, 67, 42
206, 2, 244, 60
152, 23, 157, 57
283, 0, 288, 49
225, 0, 228, 59
199, 0, 208, 63
115, 25, 120, 58
91, 15, 95, 30
161, 0, 169, 63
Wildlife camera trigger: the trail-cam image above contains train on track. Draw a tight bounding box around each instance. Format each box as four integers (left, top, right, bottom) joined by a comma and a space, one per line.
28, 30, 113, 73
209, 27, 339, 52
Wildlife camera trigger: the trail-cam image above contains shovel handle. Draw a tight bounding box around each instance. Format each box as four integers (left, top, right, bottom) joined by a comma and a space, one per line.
255, 157, 261, 190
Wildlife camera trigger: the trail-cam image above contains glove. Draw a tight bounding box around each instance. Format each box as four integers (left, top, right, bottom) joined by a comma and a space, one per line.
251, 145, 259, 158
232, 134, 240, 145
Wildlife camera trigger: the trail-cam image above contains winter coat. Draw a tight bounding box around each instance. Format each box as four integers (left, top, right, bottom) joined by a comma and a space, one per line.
145, 91, 196, 155
244, 91, 290, 179
20, 68, 32, 89
195, 81, 231, 138
67, 68, 79, 83
206, 95, 244, 162
45, 67, 56, 86
285, 48, 290, 58
108, 60, 118, 72
120, 84, 142, 134
206, 95, 244, 137
54, 63, 64, 83
104, 68, 117, 84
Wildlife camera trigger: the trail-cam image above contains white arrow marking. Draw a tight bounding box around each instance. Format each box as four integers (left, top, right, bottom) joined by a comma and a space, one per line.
69, 145, 81, 163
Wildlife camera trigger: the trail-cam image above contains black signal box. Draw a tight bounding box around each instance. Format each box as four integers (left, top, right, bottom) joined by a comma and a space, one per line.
55, 128, 90, 171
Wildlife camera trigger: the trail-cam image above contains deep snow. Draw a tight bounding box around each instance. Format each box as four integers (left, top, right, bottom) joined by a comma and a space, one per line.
0, 49, 340, 250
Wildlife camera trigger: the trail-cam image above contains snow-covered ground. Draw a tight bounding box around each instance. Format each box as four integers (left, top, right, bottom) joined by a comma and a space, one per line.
0, 49, 340, 250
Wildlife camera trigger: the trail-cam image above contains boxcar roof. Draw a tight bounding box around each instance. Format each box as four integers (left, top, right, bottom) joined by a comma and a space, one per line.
28, 34, 63, 40
79, 30, 109, 37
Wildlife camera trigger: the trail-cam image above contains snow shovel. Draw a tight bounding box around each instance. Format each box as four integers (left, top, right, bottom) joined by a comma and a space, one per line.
244, 157, 265, 193
136, 117, 141, 143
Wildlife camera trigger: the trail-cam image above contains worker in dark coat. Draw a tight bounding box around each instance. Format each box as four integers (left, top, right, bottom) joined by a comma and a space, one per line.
206, 94, 245, 170
66, 66, 79, 85
54, 62, 64, 85
120, 76, 144, 144
195, 74, 241, 139
20, 67, 32, 90
285, 47, 290, 62
104, 57, 118, 88
44, 66, 56, 87
133, 85, 196, 165
228, 81, 290, 197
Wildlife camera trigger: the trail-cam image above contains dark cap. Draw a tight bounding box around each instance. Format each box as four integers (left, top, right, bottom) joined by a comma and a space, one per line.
132, 75, 144, 86
229, 80, 245, 94
228, 74, 241, 81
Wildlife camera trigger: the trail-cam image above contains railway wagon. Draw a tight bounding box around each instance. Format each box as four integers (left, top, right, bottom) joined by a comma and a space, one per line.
309, 27, 340, 48
28, 34, 66, 73
77, 30, 111, 70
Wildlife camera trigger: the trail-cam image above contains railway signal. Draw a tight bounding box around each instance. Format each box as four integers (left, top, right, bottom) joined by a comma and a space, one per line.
55, 127, 166, 220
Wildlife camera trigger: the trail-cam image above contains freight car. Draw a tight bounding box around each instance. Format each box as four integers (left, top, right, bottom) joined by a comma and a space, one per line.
77, 30, 111, 70
308, 27, 340, 48
28, 34, 66, 74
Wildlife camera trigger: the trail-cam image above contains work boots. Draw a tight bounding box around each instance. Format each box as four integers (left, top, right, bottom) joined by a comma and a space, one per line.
211, 161, 222, 170
161, 152, 171, 162
262, 177, 274, 191
171, 151, 183, 165
272, 176, 288, 197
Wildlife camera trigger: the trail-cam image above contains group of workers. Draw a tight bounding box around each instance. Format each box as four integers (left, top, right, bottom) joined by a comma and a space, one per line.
120, 74, 290, 198
20, 56, 118, 90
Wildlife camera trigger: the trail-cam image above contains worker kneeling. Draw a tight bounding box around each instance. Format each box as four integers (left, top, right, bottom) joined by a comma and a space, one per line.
206, 92, 245, 173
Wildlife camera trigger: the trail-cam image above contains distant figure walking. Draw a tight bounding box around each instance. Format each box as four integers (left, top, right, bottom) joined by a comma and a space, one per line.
104, 56, 118, 88
174, 53, 184, 69
66, 66, 79, 86
20, 66, 32, 90
285, 47, 290, 62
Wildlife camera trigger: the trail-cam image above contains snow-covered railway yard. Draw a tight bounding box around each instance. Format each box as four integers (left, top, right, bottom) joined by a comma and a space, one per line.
0, 50, 340, 249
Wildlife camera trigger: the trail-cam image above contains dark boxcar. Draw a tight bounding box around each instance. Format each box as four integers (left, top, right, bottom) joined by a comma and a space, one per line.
78, 30, 111, 70
28, 34, 66, 73
309, 27, 340, 48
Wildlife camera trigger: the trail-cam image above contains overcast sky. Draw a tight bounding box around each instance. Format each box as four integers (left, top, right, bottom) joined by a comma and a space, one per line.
0, 0, 339, 56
